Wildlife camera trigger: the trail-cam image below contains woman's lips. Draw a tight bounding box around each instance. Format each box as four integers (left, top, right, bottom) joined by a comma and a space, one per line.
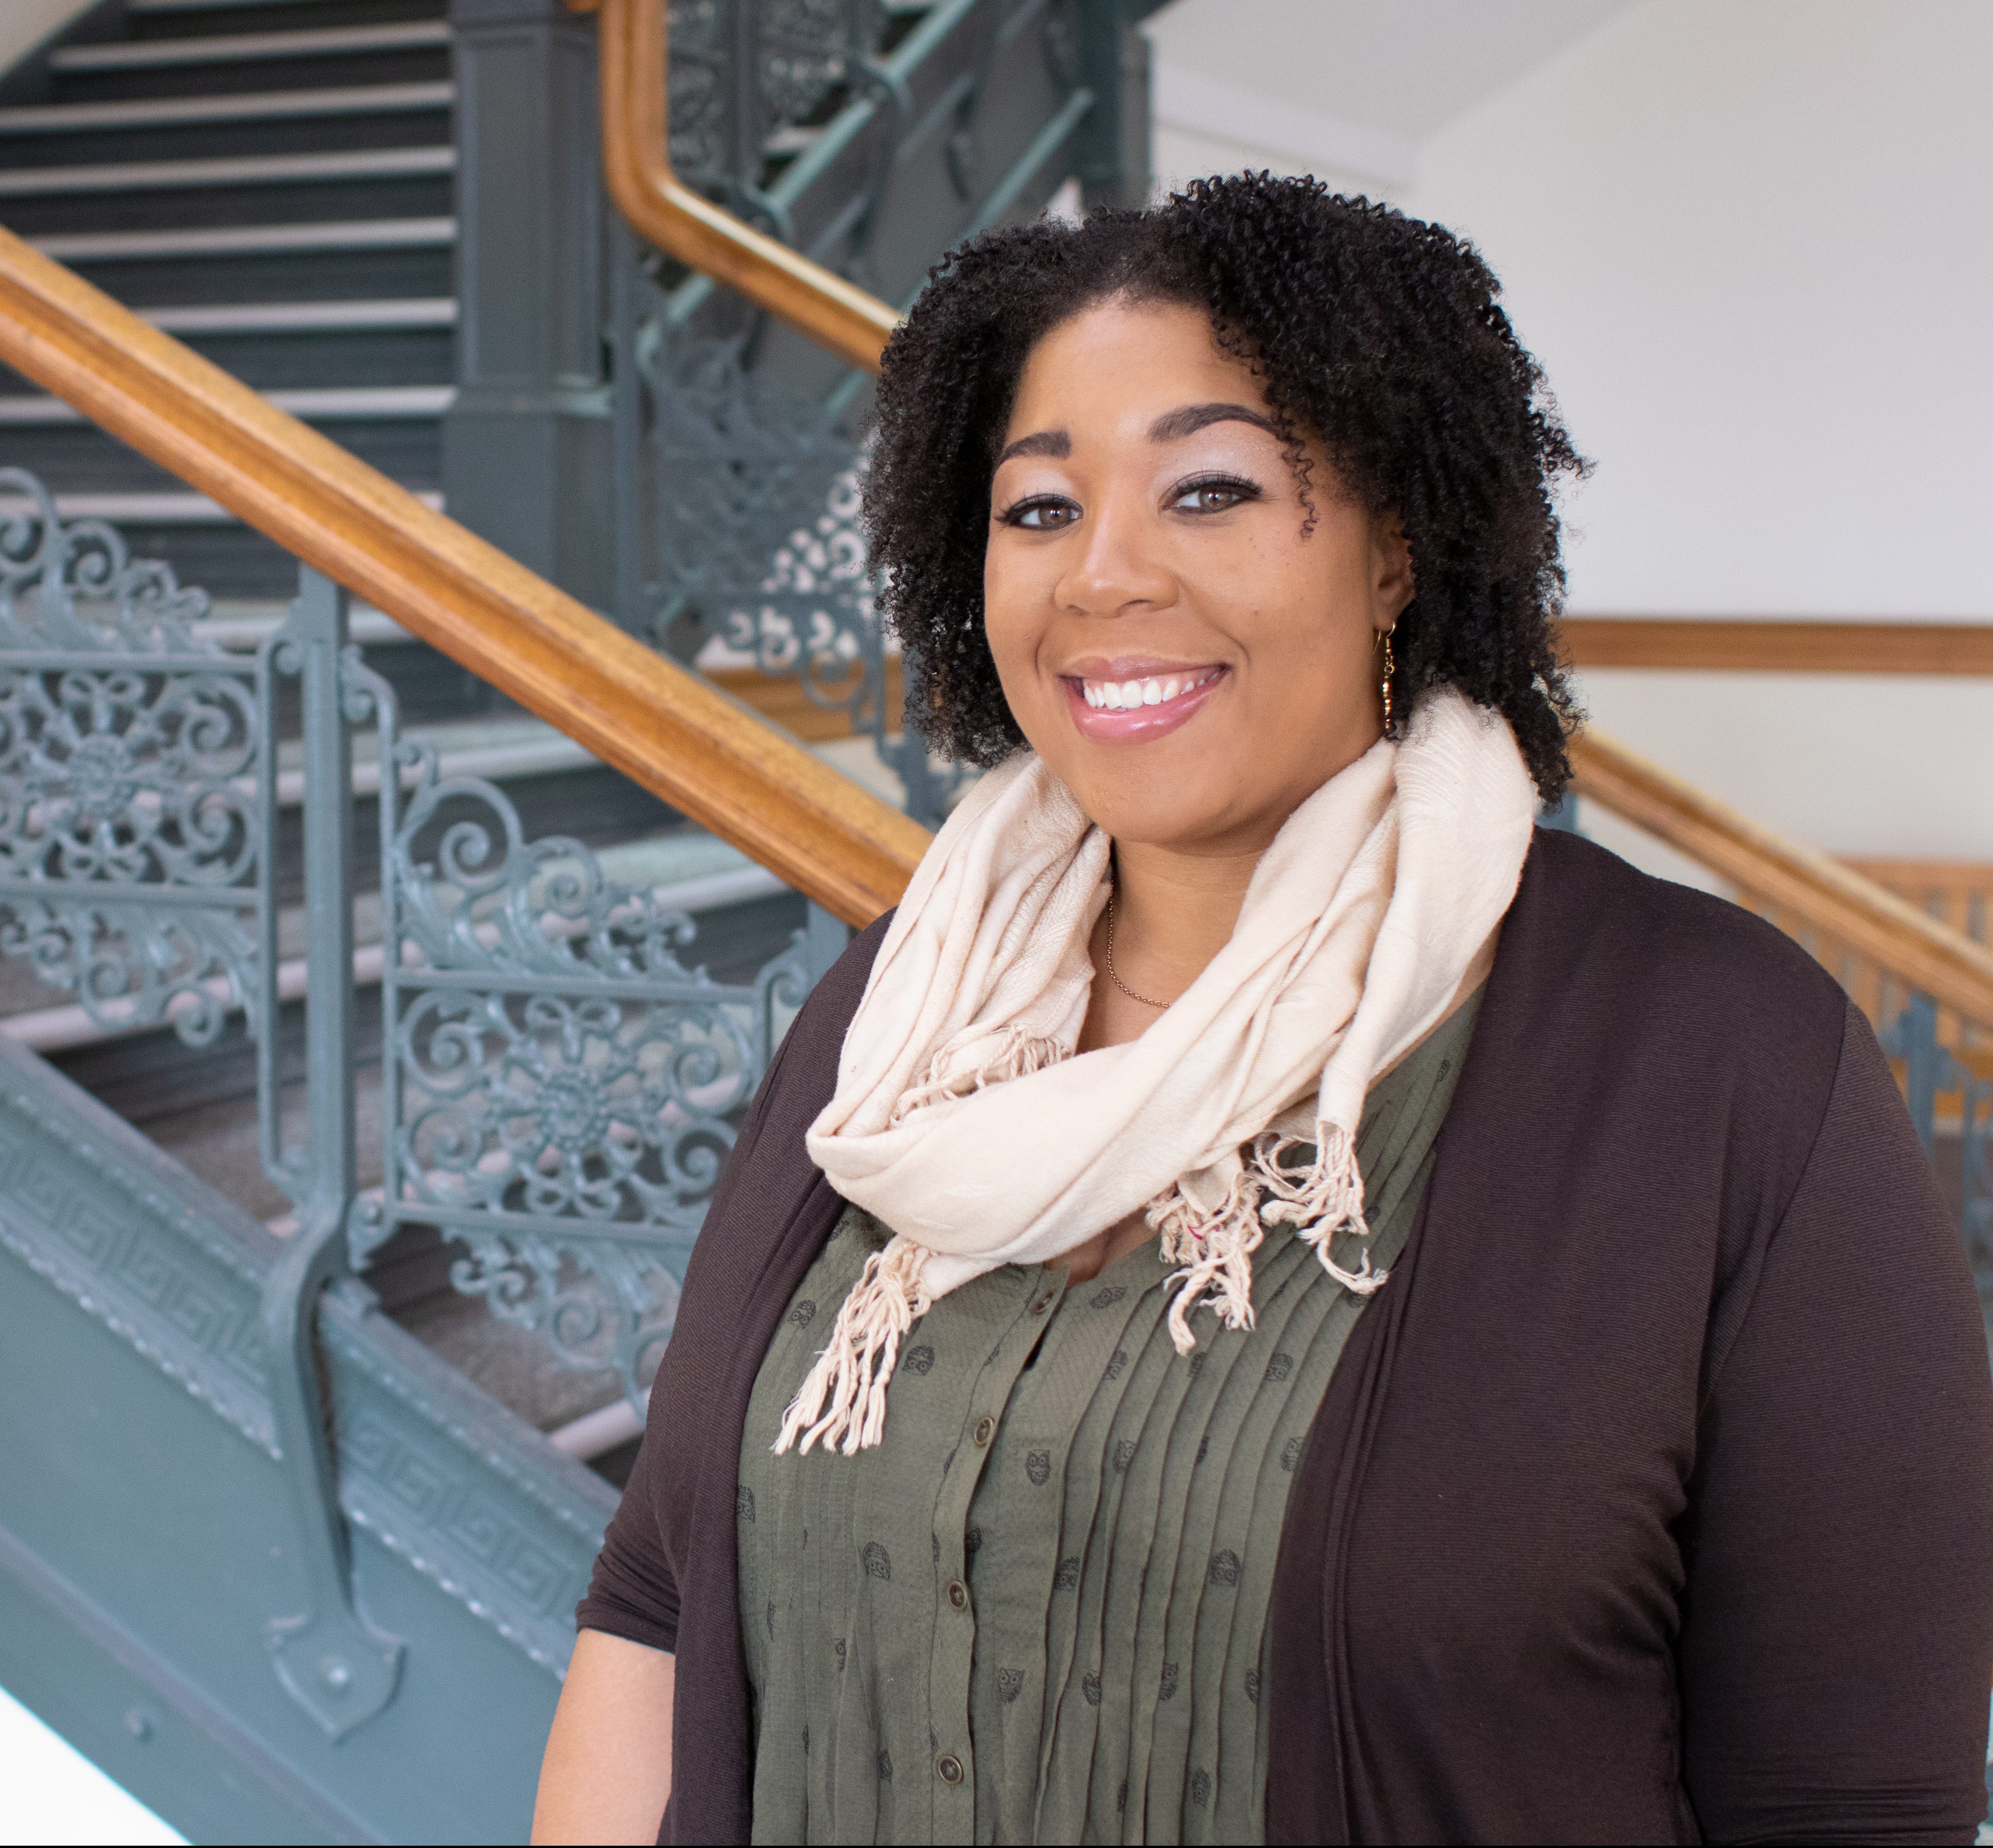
1061, 666, 1226, 742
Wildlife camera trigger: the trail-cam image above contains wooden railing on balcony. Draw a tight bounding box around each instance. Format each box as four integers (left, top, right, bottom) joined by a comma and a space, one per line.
1570, 732, 1993, 1091
1560, 616, 1993, 676
0, 227, 928, 926
575, 0, 898, 375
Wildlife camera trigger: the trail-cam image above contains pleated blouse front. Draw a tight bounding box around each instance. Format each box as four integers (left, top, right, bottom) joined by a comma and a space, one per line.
736, 991, 1480, 1845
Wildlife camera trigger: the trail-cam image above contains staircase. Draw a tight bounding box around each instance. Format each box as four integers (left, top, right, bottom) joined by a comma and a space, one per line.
0, 0, 457, 598
0, 0, 812, 1444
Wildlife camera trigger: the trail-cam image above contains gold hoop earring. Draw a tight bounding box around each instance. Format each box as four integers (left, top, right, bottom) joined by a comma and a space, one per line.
1378, 626, 1397, 734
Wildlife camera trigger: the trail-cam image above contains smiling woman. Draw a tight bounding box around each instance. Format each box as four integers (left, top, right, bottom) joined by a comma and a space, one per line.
537, 177, 1993, 1847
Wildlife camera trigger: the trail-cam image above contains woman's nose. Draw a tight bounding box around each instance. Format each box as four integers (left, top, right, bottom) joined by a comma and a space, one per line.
1053, 492, 1176, 617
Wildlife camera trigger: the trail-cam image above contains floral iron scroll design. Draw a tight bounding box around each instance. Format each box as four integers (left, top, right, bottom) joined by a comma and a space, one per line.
667, 0, 889, 206
0, 468, 265, 1047
1880, 996, 1993, 1314
357, 724, 810, 1401
644, 329, 968, 823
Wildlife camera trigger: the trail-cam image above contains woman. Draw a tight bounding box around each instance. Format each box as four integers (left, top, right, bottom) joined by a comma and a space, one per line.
534, 176, 1993, 1844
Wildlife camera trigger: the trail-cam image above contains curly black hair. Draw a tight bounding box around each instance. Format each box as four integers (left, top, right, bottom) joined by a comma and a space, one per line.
863, 172, 1588, 801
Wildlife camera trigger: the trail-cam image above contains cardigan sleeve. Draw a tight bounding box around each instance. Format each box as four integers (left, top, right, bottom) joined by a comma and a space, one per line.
1679, 999, 1993, 1843
574, 1430, 680, 1653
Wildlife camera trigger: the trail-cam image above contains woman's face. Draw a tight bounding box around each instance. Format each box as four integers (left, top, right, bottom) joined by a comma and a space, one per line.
984, 298, 1414, 857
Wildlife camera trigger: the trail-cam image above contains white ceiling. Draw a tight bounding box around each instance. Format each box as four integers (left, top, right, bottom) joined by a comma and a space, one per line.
1143, 0, 1637, 144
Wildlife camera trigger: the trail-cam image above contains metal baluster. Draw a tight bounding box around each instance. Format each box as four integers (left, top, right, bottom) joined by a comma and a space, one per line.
258, 568, 403, 1740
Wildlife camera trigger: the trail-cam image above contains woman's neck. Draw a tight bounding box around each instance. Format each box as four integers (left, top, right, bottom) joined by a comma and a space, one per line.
1109, 836, 1266, 997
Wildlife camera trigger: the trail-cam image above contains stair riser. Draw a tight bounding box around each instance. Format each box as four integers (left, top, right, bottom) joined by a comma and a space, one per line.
50, 238, 452, 302
1, 328, 450, 395
1, 419, 440, 493
0, 172, 452, 236
54, 45, 449, 106
130, 0, 450, 42
0, 101, 450, 167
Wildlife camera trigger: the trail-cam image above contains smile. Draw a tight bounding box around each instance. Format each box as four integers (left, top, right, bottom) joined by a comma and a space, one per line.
1077, 669, 1223, 711
1061, 664, 1227, 743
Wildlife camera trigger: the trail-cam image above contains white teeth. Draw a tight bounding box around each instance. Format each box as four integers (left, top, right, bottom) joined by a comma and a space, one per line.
1078, 670, 1216, 712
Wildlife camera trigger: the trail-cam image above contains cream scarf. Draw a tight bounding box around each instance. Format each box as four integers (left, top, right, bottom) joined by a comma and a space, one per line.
777, 690, 1537, 1455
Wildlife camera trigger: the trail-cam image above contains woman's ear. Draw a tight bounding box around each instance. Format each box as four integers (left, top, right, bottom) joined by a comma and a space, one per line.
1372, 513, 1415, 627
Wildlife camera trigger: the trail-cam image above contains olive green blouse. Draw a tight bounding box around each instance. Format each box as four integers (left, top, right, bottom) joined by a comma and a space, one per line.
737, 991, 1481, 1845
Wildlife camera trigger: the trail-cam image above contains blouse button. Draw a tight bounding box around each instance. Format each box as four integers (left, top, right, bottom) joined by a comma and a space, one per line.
946, 1579, 969, 1611
936, 1753, 965, 1786
973, 1415, 996, 1447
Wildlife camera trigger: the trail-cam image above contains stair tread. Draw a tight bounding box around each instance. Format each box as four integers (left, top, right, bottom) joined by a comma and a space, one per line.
143, 295, 456, 331
0, 487, 445, 524
52, 20, 451, 72
0, 384, 454, 423
29, 216, 455, 261
0, 80, 453, 134
0, 144, 453, 198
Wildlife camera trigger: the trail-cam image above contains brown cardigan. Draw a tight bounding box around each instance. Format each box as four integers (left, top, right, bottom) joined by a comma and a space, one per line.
579, 828, 1993, 1844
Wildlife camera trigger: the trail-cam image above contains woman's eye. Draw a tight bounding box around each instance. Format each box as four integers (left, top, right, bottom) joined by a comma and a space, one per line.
1006, 498, 1080, 530
1170, 480, 1254, 514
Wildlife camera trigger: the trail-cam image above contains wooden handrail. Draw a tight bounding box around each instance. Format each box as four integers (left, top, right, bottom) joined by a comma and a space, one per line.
1561, 616, 1993, 676
0, 227, 929, 926
588, 0, 899, 375
1570, 728, 1993, 1026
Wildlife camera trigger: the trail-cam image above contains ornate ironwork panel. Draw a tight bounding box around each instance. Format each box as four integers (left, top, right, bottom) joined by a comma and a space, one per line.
0, 467, 263, 1032
668, 0, 889, 210
354, 682, 811, 1402
1880, 997, 1993, 1311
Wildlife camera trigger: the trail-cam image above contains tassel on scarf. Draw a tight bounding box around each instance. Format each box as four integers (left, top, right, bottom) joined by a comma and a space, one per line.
1256, 1124, 1390, 1298
1146, 1124, 1387, 1359
773, 1239, 934, 1455
1149, 1166, 1265, 1356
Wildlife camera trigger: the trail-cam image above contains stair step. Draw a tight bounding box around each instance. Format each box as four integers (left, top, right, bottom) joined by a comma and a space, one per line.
143, 295, 455, 332
196, 600, 413, 645
0, 384, 454, 424
130, 0, 446, 12
0, 488, 444, 525
130, 0, 444, 12
51, 21, 451, 74
0, 81, 453, 136
0, 144, 453, 198
29, 216, 455, 263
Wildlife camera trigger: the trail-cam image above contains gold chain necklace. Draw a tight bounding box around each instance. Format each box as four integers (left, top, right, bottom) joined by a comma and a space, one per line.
1104, 888, 1170, 1009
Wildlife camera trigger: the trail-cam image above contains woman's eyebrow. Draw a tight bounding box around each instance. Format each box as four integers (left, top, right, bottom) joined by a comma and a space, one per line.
1148, 401, 1275, 443
996, 429, 1071, 466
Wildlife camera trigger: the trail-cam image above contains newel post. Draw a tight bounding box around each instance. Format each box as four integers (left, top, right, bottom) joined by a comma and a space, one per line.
444, 0, 616, 610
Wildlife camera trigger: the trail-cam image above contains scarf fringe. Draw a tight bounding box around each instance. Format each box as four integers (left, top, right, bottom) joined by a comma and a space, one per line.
778, 1129, 1396, 1453
1148, 1124, 1389, 1355
889, 1022, 1069, 1127
772, 1238, 933, 1455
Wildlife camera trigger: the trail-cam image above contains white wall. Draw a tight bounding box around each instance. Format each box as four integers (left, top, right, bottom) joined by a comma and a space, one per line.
1146, 0, 1993, 860
0, 0, 95, 76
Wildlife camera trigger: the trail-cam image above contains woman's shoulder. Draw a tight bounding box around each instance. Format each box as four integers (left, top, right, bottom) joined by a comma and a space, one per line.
1512, 825, 1850, 1038
1483, 827, 1858, 1198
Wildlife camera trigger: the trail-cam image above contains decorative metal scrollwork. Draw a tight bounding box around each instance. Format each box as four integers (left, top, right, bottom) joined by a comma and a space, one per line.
1880, 997, 1993, 1309
0, 468, 265, 1046
364, 721, 811, 1401
668, 0, 887, 202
